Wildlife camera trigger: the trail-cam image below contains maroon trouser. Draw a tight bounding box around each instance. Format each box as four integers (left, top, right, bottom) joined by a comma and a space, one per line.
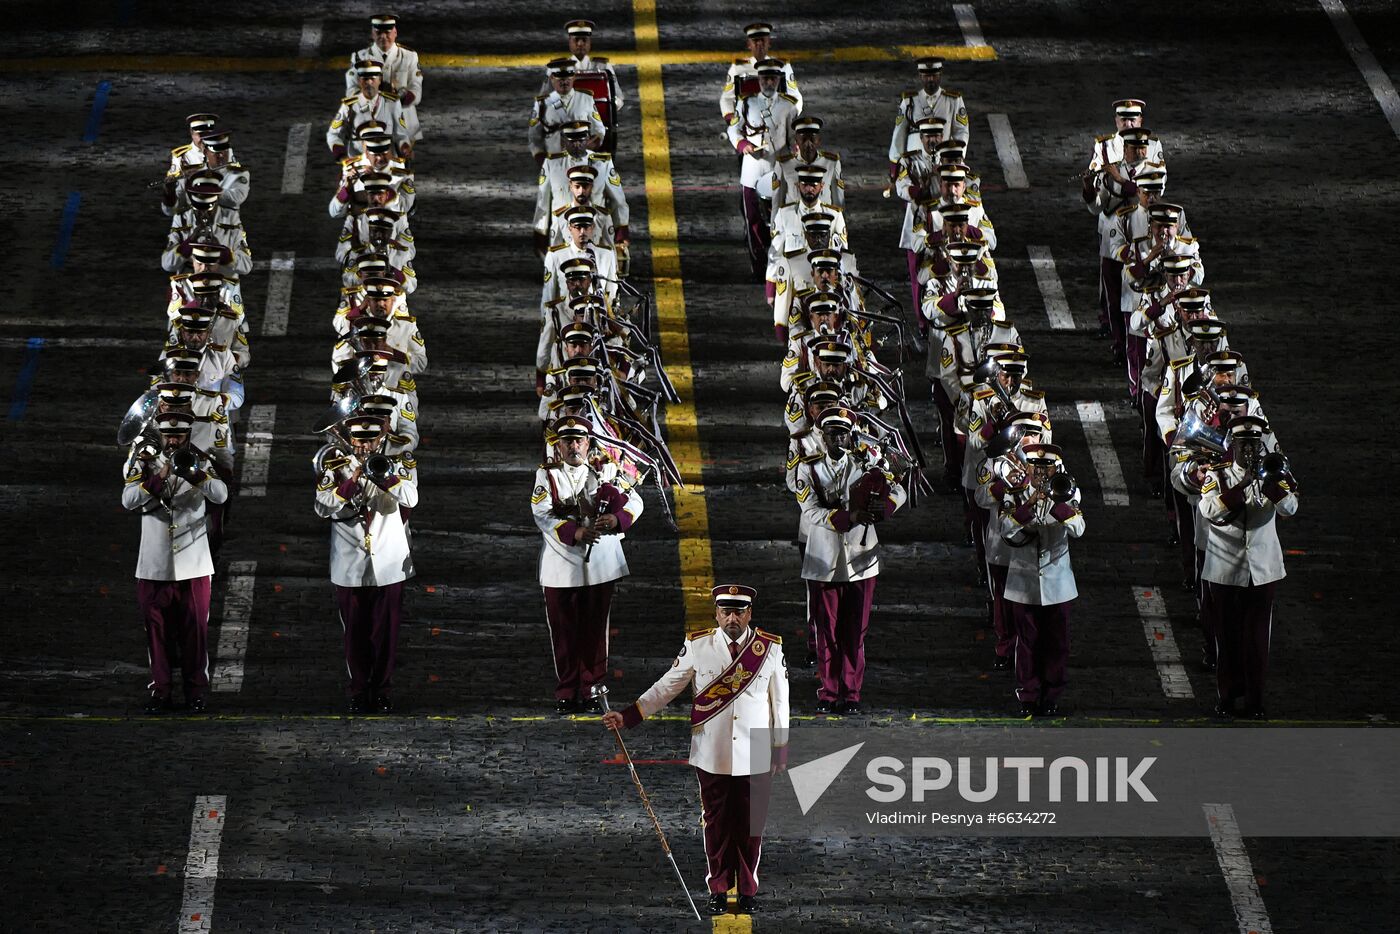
966, 495, 988, 572
906, 248, 922, 318
1207, 580, 1276, 710
1126, 333, 1147, 397
543, 581, 615, 701
1100, 258, 1125, 356
697, 768, 773, 896
1010, 600, 1072, 704
809, 576, 877, 702
740, 185, 769, 278
1196, 549, 1215, 663
931, 382, 961, 484
334, 582, 405, 697
988, 563, 1012, 659
137, 576, 212, 700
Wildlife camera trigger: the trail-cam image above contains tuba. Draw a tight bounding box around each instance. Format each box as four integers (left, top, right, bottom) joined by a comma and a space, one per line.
1175, 409, 1227, 458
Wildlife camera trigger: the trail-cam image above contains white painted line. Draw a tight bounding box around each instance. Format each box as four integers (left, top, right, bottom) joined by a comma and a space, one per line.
1132, 586, 1193, 699
262, 251, 296, 337
239, 405, 277, 498
178, 795, 228, 934
212, 561, 256, 694
953, 4, 987, 47
987, 114, 1029, 189
1027, 245, 1076, 330
298, 19, 323, 58
1074, 401, 1129, 506
251, 255, 337, 272
1319, 0, 1400, 142
1203, 804, 1273, 934
280, 122, 311, 195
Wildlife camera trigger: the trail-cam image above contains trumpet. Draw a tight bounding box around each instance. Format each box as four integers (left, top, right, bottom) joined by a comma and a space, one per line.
1257, 451, 1296, 490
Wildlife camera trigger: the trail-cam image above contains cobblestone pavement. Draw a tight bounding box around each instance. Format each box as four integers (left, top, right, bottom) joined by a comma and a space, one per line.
2, 1, 1399, 931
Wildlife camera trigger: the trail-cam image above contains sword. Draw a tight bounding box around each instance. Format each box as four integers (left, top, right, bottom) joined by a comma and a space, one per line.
591, 684, 703, 922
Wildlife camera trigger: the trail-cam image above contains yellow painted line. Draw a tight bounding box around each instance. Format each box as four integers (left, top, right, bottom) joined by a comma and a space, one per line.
633, 0, 716, 633
0, 44, 994, 74
713, 912, 754, 933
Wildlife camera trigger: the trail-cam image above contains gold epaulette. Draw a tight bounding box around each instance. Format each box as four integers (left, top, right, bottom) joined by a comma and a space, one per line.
733, 57, 748, 65
545, 151, 565, 160
1022, 388, 1046, 399
548, 242, 569, 252
820, 149, 840, 160
944, 88, 963, 97
341, 95, 358, 105
381, 90, 399, 101
780, 93, 799, 104
901, 90, 915, 99
587, 152, 611, 162
171, 143, 192, 156
688, 628, 716, 640
755, 628, 782, 644
945, 322, 970, 336
1096, 132, 1114, 143
971, 386, 994, 400
591, 55, 609, 64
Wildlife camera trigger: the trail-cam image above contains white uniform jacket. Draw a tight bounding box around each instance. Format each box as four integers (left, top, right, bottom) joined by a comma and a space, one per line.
721, 56, 801, 120
727, 92, 799, 188
327, 92, 409, 156
345, 43, 424, 140
1198, 463, 1298, 587
540, 52, 625, 111
314, 457, 418, 587
999, 493, 1085, 606
888, 86, 969, 162
529, 90, 605, 158
531, 461, 643, 588
628, 627, 790, 776
534, 151, 629, 236
763, 150, 844, 209
122, 450, 229, 581
795, 453, 907, 582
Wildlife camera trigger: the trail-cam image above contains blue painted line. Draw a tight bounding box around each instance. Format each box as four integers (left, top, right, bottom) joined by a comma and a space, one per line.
50, 192, 81, 269
7, 338, 44, 421
81, 80, 111, 143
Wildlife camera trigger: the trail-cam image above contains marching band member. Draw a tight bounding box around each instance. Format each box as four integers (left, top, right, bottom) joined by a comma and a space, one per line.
123, 409, 228, 714
328, 60, 411, 161
887, 57, 969, 181
764, 115, 844, 210
166, 112, 217, 178
534, 124, 629, 254
314, 414, 418, 714
531, 416, 643, 713
997, 443, 1085, 717
795, 406, 907, 713
162, 129, 248, 216
728, 58, 799, 278
161, 174, 252, 277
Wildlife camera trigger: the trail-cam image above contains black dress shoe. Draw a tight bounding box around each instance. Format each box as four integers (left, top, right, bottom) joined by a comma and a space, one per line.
347, 693, 369, 714
736, 894, 759, 914
1181, 577, 1195, 592
1202, 652, 1217, 672
804, 650, 817, 669
187, 696, 207, 714
1213, 701, 1235, 719
992, 654, 1011, 671
838, 701, 862, 715
815, 699, 833, 714
1167, 528, 1180, 545
554, 697, 578, 715
1149, 487, 1163, 499
374, 693, 394, 714
579, 695, 601, 714
1095, 323, 1112, 339
1018, 703, 1037, 717
143, 693, 170, 715
1247, 709, 1267, 721
707, 893, 729, 915
1038, 703, 1059, 718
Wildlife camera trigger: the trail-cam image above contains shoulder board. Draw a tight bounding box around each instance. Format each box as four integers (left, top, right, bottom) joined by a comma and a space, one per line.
972, 386, 994, 399
1170, 357, 1193, 369
397, 43, 414, 51
822, 202, 843, 213
755, 628, 782, 644
545, 151, 566, 160
944, 89, 963, 97
1096, 133, 1114, 143
820, 149, 840, 160
341, 95, 358, 105
734, 57, 749, 65
552, 204, 568, 216
172, 143, 192, 156
170, 272, 190, 282
777, 152, 795, 163
591, 55, 609, 64
780, 93, 799, 104
945, 322, 970, 335
901, 90, 915, 99
381, 90, 399, 101
688, 627, 716, 640
1115, 204, 1136, 217
540, 458, 561, 469
1177, 235, 1197, 244
548, 242, 569, 252
1022, 388, 1046, 399
535, 94, 547, 101
587, 152, 611, 161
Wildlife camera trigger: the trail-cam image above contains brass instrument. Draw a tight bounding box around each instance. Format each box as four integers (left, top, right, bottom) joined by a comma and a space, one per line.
1175, 410, 1227, 458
